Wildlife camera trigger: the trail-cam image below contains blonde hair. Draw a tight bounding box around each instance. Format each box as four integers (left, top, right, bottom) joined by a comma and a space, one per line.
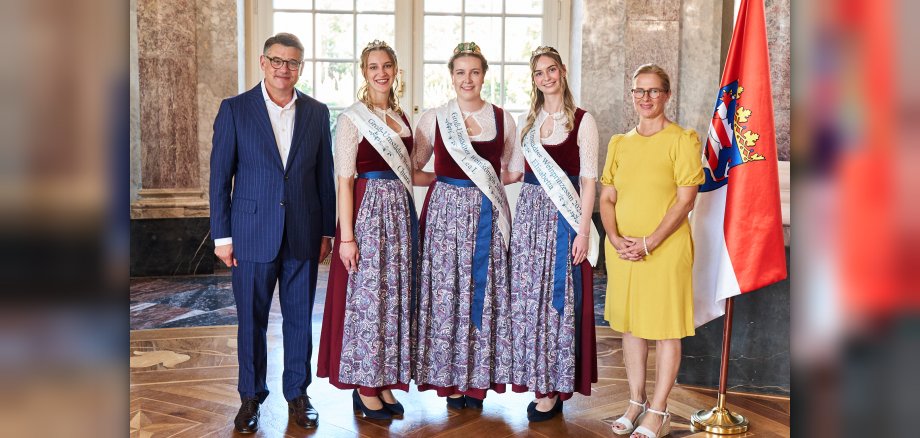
631, 64, 671, 92
357, 42, 403, 115
521, 48, 576, 138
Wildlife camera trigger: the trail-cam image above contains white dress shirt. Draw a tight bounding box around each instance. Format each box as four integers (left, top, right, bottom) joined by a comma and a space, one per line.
214, 82, 297, 247
261, 80, 297, 170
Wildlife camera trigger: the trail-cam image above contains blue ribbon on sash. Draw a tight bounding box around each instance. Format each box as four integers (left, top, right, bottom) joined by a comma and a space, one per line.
358, 171, 420, 326
523, 172, 583, 317
436, 175, 491, 331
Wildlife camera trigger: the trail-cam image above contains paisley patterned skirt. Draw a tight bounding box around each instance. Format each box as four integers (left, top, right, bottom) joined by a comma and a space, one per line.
413, 180, 512, 397
317, 178, 414, 395
509, 182, 597, 400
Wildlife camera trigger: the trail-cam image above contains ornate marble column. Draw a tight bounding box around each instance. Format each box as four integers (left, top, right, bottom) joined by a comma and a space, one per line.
130, 0, 237, 275
132, 0, 208, 219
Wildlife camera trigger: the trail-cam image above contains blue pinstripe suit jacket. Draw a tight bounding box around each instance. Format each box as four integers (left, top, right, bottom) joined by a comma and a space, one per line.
209, 84, 336, 263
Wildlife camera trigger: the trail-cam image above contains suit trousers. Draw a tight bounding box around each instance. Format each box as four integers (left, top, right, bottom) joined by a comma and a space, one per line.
232, 230, 319, 402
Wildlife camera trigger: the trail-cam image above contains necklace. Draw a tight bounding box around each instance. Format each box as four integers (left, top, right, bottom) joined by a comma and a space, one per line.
460, 109, 476, 136
459, 101, 486, 136
539, 108, 564, 138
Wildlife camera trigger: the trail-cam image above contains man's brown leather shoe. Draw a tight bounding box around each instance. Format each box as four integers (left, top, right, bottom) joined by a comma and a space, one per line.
234, 397, 260, 433
288, 395, 319, 428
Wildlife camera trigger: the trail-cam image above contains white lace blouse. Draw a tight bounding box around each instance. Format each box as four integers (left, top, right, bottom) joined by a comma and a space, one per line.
507, 108, 599, 179
334, 106, 413, 177
414, 100, 518, 171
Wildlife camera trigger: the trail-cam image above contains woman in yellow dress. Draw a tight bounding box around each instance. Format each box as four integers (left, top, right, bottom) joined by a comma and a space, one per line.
599, 64, 704, 438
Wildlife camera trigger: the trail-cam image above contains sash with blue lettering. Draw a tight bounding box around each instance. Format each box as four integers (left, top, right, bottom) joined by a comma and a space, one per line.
520, 111, 599, 317
435, 99, 511, 330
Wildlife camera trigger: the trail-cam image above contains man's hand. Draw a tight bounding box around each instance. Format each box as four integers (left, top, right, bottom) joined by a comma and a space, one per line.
215, 243, 237, 267
319, 237, 333, 262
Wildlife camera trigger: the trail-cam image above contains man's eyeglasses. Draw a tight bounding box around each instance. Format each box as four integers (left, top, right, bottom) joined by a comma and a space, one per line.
630, 88, 667, 99
265, 56, 303, 71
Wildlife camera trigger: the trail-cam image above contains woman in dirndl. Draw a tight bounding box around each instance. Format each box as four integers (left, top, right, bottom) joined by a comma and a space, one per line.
412, 41, 518, 410
506, 46, 599, 422
317, 40, 429, 420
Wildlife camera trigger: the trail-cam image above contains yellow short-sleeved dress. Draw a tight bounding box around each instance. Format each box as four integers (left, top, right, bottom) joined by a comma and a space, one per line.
600, 123, 705, 340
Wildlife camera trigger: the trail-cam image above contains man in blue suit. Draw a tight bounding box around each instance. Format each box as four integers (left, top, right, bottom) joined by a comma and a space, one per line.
209, 33, 335, 433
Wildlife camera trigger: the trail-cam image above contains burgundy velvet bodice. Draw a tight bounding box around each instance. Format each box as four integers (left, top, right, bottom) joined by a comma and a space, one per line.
432, 105, 505, 180
524, 108, 586, 176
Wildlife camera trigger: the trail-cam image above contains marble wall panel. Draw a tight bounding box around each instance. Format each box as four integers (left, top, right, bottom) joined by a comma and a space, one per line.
774, 107, 791, 161
678, 0, 723, 139
137, 0, 201, 193
131, 0, 141, 202
626, 0, 681, 21
569, 0, 585, 101
580, 0, 627, 170
623, 19, 681, 131
136, 0, 197, 59
139, 56, 200, 189
195, 0, 239, 200
766, 0, 791, 160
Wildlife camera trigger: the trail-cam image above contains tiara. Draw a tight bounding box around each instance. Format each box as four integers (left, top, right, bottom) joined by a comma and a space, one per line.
531, 46, 559, 58
363, 39, 392, 52
453, 42, 482, 55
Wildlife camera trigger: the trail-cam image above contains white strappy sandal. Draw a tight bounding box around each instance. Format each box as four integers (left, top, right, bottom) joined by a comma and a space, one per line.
631, 407, 671, 438
611, 399, 648, 435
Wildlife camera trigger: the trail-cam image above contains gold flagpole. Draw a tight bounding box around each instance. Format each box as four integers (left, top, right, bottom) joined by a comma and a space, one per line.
691, 297, 749, 433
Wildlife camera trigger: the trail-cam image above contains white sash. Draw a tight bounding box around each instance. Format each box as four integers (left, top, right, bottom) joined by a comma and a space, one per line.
342, 102, 414, 200
521, 111, 600, 266
436, 99, 511, 248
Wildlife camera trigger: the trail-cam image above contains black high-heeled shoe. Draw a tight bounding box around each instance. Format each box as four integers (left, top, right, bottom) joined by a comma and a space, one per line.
352, 389, 392, 420
446, 395, 466, 409
527, 401, 538, 414
382, 398, 404, 415
464, 395, 483, 409
527, 398, 563, 422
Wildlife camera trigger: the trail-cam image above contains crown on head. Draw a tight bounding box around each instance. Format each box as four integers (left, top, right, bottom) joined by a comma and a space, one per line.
531, 46, 559, 58
363, 39, 392, 53
453, 42, 482, 55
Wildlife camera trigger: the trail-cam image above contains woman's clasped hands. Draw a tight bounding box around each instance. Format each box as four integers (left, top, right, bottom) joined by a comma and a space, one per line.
610, 235, 655, 261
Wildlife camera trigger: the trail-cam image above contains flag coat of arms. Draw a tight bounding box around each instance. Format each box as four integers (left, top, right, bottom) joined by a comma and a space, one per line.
691, 0, 787, 327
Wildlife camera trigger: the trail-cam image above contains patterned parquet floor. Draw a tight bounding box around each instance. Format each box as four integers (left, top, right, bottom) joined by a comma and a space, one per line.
130, 323, 789, 437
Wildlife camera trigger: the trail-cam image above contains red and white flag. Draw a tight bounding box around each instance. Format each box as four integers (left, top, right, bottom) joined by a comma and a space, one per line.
691, 0, 787, 327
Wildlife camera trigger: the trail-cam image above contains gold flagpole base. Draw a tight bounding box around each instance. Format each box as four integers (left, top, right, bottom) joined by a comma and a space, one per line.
690, 406, 749, 434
